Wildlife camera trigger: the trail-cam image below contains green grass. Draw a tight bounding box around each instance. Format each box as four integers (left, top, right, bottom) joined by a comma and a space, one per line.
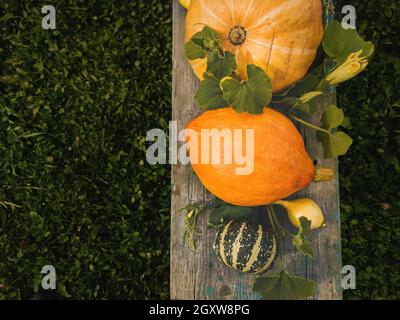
0, 0, 399, 299
337, 0, 400, 299
0, 0, 171, 299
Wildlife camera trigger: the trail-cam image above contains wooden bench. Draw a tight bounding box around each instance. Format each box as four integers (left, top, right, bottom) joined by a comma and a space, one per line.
171, 0, 342, 300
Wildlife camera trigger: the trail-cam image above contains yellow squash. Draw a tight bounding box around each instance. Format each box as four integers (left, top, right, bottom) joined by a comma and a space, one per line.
275, 198, 326, 229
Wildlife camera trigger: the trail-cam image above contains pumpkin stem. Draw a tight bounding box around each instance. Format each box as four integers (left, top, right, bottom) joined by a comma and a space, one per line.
314, 166, 334, 182
228, 26, 246, 45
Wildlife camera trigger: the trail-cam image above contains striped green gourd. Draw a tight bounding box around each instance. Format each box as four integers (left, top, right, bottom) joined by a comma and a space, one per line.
213, 219, 276, 274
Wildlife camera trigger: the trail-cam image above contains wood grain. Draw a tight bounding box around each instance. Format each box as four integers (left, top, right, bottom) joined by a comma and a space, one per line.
171, 0, 342, 300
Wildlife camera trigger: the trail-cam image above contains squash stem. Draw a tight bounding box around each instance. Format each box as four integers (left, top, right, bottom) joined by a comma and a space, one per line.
289, 101, 300, 114
267, 205, 288, 272
314, 166, 335, 182
316, 78, 329, 91
291, 115, 331, 135
271, 206, 292, 237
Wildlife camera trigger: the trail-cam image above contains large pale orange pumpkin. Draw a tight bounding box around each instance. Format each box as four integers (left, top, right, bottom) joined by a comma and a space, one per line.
185, 0, 323, 92
185, 107, 330, 206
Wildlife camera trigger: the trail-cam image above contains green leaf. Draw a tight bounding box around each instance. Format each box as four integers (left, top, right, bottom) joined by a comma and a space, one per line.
206, 49, 237, 80
321, 105, 344, 129
194, 74, 228, 111
291, 217, 314, 258
297, 99, 319, 115
208, 204, 252, 227
315, 106, 352, 158
253, 271, 315, 300
274, 69, 323, 103
185, 40, 207, 60
299, 240, 314, 257
58, 283, 72, 298
181, 202, 209, 251
341, 117, 352, 129
322, 20, 374, 65
317, 131, 353, 158
185, 26, 221, 60
292, 236, 314, 258
287, 74, 322, 97
220, 64, 272, 114
299, 217, 312, 238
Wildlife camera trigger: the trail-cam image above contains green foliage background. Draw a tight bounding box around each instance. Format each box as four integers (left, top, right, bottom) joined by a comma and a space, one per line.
0, 0, 171, 299
0, 0, 398, 299
336, 0, 400, 299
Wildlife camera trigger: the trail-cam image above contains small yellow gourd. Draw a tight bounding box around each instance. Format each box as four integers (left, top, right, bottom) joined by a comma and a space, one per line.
275, 198, 326, 229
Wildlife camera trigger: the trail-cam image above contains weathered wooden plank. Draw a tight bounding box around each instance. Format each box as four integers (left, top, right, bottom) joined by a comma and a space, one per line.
171, 0, 342, 300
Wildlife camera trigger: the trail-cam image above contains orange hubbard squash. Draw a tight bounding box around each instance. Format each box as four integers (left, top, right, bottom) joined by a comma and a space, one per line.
185, 0, 323, 92
185, 107, 332, 206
